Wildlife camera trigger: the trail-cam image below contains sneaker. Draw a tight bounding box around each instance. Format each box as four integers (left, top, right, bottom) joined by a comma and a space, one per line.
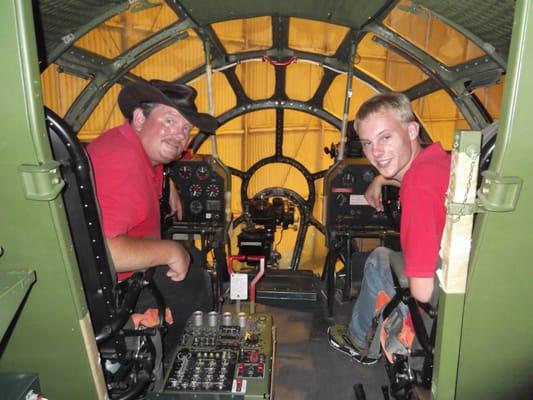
327, 324, 380, 365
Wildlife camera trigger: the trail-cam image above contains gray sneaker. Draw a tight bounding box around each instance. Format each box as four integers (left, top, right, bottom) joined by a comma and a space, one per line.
327, 324, 380, 365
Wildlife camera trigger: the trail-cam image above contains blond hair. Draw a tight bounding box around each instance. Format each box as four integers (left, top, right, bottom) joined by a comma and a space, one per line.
354, 92, 415, 131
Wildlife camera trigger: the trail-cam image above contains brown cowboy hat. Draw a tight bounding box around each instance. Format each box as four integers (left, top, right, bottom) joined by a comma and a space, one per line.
118, 79, 218, 133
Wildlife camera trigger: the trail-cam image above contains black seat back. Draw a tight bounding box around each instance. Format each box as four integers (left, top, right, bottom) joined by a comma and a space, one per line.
47, 108, 163, 398
46, 108, 129, 340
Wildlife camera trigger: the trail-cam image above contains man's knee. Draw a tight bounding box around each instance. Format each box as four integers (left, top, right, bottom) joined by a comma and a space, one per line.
364, 247, 391, 273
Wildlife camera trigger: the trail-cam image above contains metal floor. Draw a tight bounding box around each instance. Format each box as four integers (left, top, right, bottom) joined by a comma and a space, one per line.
252, 293, 390, 400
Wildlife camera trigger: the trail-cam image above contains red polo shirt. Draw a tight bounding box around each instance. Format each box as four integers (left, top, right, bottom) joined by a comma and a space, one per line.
400, 143, 451, 278
87, 123, 163, 281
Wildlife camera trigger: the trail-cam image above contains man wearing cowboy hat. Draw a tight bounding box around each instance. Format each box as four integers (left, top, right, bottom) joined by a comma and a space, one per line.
88, 79, 218, 353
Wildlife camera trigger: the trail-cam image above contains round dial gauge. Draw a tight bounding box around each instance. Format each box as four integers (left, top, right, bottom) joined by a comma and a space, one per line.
342, 173, 355, 187
177, 165, 192, 180
362, 169, 375, 183
335, 193, 347, 206
196, 165, 210, 181
189, 183, 202, 198
190, 200, 203, 214
206, 184, 220, 198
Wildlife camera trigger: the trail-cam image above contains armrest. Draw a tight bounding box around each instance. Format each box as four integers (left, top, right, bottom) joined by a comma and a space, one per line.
95, 272, 144, 343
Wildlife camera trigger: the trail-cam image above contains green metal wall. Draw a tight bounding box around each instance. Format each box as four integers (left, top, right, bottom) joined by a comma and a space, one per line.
0, 1, 101, 398
0, 0, 531, 399
451, 0, 532, 398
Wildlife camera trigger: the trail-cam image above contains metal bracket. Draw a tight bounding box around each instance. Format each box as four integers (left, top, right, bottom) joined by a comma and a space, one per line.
476, 170, 523, 212
446, 130, 481, 218
448, 170, 523, 215
18, 161, 65, 201
446, 201, 478, 216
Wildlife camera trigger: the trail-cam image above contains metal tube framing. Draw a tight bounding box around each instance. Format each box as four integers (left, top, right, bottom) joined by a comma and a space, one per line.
337, 40, 357, 161
204, 40, 219, 158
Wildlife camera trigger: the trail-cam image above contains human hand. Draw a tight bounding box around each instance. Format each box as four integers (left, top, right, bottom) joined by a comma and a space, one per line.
167, 242, 190, 281
364, 175, 385, 212
168, 179, 183, 220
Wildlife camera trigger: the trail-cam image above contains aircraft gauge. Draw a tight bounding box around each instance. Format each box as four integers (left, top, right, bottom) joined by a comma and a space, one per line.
335, 193, 347, 206
362, 169, 375, 183
342, 173, 355, 187
189, 183, 202, 198
206, 184, 220, 198
189, 200, 203, 214
196, 166, 210, 181
177, 165, 192, 180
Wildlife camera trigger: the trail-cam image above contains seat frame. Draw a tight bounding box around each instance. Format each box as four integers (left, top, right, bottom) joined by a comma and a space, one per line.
46, 108, 164, 399
384, 257, 437, 399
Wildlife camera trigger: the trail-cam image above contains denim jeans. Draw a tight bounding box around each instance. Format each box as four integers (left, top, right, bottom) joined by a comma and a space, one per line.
348, 246, 401, 347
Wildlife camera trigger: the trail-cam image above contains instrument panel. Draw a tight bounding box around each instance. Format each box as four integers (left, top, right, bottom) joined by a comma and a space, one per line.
154, 311, 274, 399
324, 158, 397, 233
168, 155, 230, 226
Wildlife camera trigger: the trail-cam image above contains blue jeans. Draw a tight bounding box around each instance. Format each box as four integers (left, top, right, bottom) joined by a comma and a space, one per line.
348, 247, 400, 347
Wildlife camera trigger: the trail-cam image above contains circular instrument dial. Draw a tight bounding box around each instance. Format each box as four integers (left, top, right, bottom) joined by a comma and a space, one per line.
189, 183, 202, 198
196, 165, 210, 181
342, 173, 355, 187
362, 169, 375, 183
206, 184, 220, 198
178, 165, 192, 180
190, 200, 203, 214
335, 193, 347, 206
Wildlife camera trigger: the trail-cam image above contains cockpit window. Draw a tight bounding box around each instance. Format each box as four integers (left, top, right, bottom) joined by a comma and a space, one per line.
235, 61, 276, 100
473, 77, 505, 121
73, 3, 179, 59
212, 17, 272, 54
78, 84, 122, 142
324, 75, 378, 121
41, 65, 90, 118
355, 33, 429, 91
130, 29, 204, 81
289, 18, 350, 56
248, 162, 310, 200
286, 62, 324, 102
189, 73, 237, 118
411, 89, 469, 149
283, 110, 339, 174
384, 0, 486, 67
197, 110, 276, 171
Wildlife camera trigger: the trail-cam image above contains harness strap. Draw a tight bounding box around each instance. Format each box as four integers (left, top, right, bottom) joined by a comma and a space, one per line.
365, 290, 416, 362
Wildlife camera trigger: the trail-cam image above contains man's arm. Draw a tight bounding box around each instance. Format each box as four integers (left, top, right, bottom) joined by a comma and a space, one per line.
107, 235, 190, 281
168, 179, 183, 220
409, 277, 434, 303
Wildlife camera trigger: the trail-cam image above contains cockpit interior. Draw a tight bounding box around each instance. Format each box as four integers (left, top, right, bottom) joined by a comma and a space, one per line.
0, 0, 531, 399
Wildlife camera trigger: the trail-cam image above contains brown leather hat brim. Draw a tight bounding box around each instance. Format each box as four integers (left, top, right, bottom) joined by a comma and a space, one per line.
118, 82, 218, 133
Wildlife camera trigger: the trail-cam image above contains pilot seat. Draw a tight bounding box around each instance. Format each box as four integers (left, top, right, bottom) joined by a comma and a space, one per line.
377, 252, 438, 400
46, 108, 166, 399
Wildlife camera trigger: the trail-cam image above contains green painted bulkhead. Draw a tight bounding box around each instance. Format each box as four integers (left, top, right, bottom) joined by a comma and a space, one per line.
0, 0, 531, 398
0, 1, 101, 398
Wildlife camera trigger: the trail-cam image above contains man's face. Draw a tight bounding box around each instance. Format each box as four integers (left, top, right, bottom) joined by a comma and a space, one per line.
357, 109, 419, 182
134, 104, 193, 166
